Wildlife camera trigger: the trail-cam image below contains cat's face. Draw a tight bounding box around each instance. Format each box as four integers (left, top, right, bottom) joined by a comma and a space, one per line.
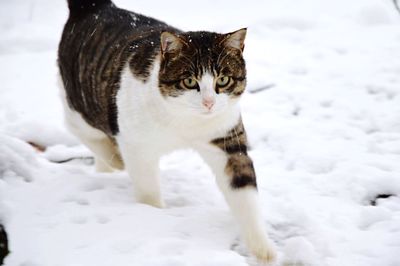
158, 29, 247, 117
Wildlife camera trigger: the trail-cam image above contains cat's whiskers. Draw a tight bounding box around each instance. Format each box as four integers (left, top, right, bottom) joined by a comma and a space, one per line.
233, 126, 242, 154
221, 127, 228, 154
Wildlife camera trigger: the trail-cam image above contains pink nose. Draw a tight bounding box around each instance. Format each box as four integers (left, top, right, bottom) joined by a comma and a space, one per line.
202, 98, 215, 110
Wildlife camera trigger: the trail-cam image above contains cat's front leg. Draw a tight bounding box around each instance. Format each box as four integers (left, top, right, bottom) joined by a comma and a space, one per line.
196, 123, 276, 263
117, 141, 164, 208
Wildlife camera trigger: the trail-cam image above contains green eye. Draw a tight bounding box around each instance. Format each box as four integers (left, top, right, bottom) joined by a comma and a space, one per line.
182, 78, 198, 88
216, 76, 231, 87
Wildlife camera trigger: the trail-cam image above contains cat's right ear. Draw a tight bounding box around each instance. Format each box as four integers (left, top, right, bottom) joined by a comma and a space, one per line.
223, 28, 247, 52
160, 32, 184, 56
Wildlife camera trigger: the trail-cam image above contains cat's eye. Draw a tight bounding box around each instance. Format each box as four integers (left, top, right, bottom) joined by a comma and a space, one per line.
182, 78, 198, 89
216, 76, 231, 87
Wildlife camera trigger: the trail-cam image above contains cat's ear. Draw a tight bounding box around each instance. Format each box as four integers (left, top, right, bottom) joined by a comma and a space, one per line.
223, 28, 247, 51
160, 32, 184, 56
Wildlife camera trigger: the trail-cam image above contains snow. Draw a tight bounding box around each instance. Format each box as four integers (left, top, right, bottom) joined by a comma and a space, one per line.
1, 0, 400, 265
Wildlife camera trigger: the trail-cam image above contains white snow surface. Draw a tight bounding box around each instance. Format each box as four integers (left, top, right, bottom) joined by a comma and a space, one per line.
1, 0, 400, 265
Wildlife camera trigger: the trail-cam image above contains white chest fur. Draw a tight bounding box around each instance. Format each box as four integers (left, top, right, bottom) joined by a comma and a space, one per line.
115, 59, 241, 153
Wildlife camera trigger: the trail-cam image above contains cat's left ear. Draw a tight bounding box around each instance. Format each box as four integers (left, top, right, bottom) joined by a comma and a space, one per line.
223, 28, 247, 52
160, 32, 185, 56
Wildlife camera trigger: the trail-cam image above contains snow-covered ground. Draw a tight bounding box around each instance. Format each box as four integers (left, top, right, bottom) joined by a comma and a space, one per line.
1, 0, 400, 265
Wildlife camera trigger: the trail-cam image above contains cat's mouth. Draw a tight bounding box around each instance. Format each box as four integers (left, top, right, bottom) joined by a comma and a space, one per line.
200, 109, 217, 116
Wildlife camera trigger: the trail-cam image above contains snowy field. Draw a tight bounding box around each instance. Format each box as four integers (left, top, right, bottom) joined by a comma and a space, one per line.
1, 0, 400, 265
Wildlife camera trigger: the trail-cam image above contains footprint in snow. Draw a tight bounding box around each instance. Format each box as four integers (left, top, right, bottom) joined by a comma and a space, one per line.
70, 216, 88, 224
61, 196, 90, 206
81, 181, 105, 192
95, 214, 110, 224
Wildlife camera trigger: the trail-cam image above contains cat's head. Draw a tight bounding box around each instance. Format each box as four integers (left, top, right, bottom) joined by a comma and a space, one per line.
158, 29, 247, 117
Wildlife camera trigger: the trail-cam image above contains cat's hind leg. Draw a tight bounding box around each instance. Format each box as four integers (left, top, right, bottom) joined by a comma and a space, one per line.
95, 154, 115, 173
84, 137, 124, 172
64, 109, 124, 172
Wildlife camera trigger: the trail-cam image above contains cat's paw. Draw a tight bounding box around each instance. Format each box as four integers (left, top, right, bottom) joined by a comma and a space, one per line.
136, 195, 165, 208
246, 234, 277, 264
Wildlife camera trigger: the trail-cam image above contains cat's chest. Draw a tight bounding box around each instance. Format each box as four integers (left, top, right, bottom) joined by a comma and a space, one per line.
116, 66, 240, 149
117, 94, 235, 144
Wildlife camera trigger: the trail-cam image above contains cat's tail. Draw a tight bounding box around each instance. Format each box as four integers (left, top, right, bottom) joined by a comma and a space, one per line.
67, 0, 113, 16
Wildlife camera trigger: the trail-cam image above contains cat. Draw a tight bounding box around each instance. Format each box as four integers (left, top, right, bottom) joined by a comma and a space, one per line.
58, 0, 276, 262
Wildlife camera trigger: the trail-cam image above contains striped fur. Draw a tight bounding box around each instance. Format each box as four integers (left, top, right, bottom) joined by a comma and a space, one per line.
59, 2, 179, 136
212, 120, 257, 189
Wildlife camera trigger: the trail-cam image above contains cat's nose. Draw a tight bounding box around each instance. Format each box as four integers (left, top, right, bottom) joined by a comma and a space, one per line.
202, 98, 215, 110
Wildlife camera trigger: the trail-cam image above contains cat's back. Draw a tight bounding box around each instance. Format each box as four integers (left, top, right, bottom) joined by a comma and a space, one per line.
58, 0, 176, 135
59, 0, 170, 56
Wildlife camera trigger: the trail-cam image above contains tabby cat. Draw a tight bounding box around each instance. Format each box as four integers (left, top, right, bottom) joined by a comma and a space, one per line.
58, 0, 276, 262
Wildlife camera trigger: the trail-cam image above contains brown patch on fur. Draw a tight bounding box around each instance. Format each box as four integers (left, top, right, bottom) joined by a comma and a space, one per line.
226, 153, 257, 188
212, 120, 257, 189
212, 121, 247, 153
